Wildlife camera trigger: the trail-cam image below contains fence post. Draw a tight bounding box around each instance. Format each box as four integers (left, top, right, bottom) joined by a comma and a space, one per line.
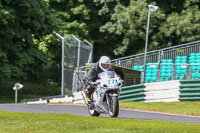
84, 39, 93, 63
56, 33, 65, 95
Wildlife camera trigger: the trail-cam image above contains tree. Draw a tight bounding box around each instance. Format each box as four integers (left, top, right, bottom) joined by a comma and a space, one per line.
100, 0, 165, 56
49, 0, 130, 60
157, 0, 200, 47
99, 0, 200, 57
0, 0, 57, 81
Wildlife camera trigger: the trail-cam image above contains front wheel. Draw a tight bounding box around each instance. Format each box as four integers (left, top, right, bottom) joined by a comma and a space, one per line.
108, 96, 119, 117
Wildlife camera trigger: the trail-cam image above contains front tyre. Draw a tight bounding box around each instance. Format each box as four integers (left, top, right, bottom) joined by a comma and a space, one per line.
109, 96, 119, 117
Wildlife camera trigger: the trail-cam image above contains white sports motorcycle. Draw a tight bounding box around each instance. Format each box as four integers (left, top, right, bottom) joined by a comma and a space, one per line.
82, 70, 123, 117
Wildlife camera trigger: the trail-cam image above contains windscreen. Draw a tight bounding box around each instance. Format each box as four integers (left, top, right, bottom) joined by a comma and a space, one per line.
98, 71, 116, 79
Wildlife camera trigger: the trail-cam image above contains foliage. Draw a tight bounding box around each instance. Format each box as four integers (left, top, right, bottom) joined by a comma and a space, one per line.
158, 1, 200, 47
0, 96, 13, 103
0, 0, 57, 81
100, 0, 200, 56
1, 0, 200, 96
0, 80, 60, 99
100, 0, 165, 56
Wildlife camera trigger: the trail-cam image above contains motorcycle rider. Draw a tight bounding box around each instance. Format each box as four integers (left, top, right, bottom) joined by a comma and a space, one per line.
83, 56, 112, 101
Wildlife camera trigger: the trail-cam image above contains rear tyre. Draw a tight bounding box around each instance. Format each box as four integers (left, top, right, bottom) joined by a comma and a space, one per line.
108, 96, 119, 117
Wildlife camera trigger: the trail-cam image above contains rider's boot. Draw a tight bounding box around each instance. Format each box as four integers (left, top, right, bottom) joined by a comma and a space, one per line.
84, 89, 91, 101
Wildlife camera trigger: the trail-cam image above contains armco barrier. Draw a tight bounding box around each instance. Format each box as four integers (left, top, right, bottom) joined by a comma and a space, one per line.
179, 80, 200, 101
119, 80, 180, 102
120, 80, 200, 102
144, 80, 180, 102
21, 95, 73, 104
119, 84, 145, 101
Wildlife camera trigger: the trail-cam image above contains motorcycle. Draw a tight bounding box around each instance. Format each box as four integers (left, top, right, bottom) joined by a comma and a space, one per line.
81, 70, 123, 117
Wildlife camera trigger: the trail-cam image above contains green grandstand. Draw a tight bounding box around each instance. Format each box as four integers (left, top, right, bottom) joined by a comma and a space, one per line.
111, 40, 200, 84
111, 41, 200, 102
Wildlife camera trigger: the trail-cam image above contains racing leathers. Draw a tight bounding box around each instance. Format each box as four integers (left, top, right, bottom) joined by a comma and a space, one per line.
83, 62, 103, 95
83, 62, 113, 98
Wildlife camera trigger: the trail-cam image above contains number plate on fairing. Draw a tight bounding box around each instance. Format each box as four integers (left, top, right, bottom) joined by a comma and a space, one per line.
108, 79, 118, 87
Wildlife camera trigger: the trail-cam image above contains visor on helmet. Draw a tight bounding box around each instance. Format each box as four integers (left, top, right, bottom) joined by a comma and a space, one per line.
101, 63, 110, 69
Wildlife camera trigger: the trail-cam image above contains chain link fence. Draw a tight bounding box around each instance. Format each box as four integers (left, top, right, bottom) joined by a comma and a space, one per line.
61, 36, 93, 94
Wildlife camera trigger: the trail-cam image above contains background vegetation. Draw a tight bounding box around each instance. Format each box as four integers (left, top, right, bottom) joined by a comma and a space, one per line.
0, 0, 200, 98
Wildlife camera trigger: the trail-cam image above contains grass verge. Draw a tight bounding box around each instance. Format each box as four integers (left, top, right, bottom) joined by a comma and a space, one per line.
119, 101, 200, 116
0, 96, 14, 103
0, 95, 49, 104
0, 111, 199, 133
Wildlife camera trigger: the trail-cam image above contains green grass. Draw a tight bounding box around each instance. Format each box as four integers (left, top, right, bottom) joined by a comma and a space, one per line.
0, 95, 49, 104
0, 96, 14, 103
21, 94, 48, 100
0, 111, 199, 133
119, 101, 200, 116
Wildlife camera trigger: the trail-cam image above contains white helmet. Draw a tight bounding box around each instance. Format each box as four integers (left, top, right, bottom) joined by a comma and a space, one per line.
99, 56, 111, 72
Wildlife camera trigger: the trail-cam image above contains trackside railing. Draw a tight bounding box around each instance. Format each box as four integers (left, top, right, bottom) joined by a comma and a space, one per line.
111, 40, 200, 69
111, 41, 200, 83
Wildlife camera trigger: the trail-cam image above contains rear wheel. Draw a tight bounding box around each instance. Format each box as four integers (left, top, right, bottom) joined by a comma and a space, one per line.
108, 96, 119, 117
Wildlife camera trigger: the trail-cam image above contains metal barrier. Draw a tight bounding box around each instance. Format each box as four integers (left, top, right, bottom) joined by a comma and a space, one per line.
111, 40, 200, 83
111, 40, 200, 68
62, 36, 93, 94
120, 80, 200, 102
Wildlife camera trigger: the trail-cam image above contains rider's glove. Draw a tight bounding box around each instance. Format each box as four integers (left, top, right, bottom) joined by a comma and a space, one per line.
91, 81, 101, 88
90, 82, 97, 88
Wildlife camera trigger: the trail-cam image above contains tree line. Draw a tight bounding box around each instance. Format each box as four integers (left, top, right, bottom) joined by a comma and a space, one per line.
0, 0, 200, 96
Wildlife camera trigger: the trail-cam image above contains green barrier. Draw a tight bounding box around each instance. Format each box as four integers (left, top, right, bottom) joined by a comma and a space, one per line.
120, 97, 145, 102
179, 97, 200, 101
120, 88, 144, 95
180, 93, 200, 96
119, 84, 145, 101
119, 92, 144, 99
180, 84, 200, 88
180, 88, 200, 92
179, 80, 200, 101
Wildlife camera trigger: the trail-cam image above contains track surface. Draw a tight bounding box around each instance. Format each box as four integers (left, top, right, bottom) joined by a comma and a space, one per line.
0, 104, 199, 123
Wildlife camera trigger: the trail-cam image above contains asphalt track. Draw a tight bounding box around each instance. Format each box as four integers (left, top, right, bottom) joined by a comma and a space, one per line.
0, 104, 200, 124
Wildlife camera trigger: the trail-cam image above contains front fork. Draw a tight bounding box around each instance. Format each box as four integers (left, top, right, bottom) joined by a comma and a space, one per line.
106, 91, 120, 108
